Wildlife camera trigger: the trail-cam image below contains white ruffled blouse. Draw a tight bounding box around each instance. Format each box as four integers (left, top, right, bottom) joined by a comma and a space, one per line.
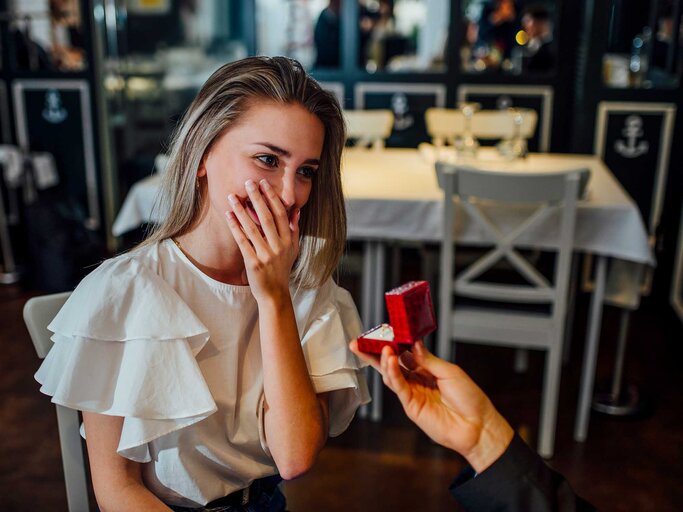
35, 239, 370, 507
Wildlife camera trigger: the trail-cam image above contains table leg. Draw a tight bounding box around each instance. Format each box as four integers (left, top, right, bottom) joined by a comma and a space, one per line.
371, 242, 386, 422
574, 255, 607, 442
358, 241, 376, 420
361, 241, 376, 329
591, 309, 646, 416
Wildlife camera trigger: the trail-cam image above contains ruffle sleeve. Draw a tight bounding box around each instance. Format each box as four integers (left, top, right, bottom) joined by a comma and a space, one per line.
34, 255, 217, 463
298, 280, 371, 437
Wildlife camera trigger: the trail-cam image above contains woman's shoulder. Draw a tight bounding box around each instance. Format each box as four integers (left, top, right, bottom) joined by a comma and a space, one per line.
49, 240, 208, 343
293, 278, 362, 339
294, 278, 356, 315
71, 240, 158, 288
82, 239, 164, 281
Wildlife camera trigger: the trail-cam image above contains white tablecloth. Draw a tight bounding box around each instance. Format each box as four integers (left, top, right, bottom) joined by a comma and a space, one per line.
343, 147, 652, 265
113, 147, 653, 266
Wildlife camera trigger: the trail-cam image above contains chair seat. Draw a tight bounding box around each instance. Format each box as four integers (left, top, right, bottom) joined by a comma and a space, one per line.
450, 306, 556, 349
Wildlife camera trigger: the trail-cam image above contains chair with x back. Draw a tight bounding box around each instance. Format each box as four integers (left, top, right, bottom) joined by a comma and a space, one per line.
435, 162, 589, 458
24, 292, 91, 511
343, 109, 394, 149
425, 108, 537, 147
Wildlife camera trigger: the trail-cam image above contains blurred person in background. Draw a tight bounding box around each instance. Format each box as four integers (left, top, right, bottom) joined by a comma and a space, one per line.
314, 0, 342, 67
520, 4, 554, 73
475, 0, 519, 69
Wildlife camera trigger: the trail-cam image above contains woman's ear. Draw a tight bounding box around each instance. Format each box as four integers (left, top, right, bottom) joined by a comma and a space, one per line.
197, 151, 209, 177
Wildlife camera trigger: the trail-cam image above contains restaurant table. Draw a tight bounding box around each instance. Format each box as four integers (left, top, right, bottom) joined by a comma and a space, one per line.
112, 147, 654, 441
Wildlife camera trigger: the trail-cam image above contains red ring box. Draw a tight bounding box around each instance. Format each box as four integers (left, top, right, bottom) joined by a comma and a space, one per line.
357, 281, 437, 354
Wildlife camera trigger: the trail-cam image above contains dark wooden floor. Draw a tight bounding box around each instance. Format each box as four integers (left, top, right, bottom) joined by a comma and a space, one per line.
2, 253, 682, 511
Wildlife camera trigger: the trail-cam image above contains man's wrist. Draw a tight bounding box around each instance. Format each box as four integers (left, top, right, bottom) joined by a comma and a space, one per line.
464, 412, 515, 473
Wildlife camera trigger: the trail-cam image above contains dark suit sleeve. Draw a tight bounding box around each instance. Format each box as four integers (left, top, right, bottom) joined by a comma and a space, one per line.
449, 435, 596, 512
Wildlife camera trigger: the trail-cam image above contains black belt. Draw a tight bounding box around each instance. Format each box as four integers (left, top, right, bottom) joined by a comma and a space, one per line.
205, 475, 282, 508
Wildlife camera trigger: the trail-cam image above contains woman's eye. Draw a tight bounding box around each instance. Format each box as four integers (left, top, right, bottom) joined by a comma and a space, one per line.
298, 166, 317, 179
256, 154, 278, 167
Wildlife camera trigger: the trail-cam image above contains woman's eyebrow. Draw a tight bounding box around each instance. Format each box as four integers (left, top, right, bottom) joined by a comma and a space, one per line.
255, 143, 320, 166
256, 142, 289, 156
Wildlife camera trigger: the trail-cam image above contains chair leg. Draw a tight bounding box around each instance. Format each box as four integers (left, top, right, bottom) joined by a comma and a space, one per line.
574, 255, 607, 442
358, 367, 370, 419
538, 344, 562, 458
420, 245, 436, 346
56, 405, 90, 512
563, 255, 580, 364
371, 370, 383, 422
437, 254, 453, 361
436, 326, 452, 361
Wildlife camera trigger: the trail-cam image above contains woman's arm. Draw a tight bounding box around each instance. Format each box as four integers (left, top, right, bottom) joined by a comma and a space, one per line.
225, 179, 329, 479
259, 297, 330, 479
82, 412, 172, 511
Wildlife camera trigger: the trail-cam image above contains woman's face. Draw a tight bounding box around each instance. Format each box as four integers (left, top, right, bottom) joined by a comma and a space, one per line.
198, 100, 325, 230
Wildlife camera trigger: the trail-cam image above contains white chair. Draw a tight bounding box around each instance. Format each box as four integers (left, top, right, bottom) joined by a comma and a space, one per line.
435, 163, 589, 458
425, 108, 538, 147
343, 109, 394, 149
24, 292, 91, 512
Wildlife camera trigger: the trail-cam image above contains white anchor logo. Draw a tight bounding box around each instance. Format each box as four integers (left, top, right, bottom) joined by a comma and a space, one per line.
614, 115, 649, 158
42, 89, 68, 124
391, 92, 414, 131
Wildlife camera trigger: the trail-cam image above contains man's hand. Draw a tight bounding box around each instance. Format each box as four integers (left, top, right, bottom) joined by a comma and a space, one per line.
350, 340, 514, 472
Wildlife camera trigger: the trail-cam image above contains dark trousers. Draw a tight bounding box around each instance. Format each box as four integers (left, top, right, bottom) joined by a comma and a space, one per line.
167, 477, 286, 512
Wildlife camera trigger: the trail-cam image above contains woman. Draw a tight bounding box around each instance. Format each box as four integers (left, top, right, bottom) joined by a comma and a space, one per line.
35, 56, 370, 511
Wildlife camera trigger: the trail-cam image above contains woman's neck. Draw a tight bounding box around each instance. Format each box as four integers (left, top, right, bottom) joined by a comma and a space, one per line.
174, 221, 248, 285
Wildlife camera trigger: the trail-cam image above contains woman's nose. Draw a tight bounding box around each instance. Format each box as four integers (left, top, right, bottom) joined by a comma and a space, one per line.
278, 170, 296, 209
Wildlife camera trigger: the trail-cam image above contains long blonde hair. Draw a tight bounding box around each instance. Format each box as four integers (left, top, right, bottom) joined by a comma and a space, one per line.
143, 56, 347, 288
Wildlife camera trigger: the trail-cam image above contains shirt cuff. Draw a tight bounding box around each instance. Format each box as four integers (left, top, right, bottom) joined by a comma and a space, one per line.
448, 434, 537, 509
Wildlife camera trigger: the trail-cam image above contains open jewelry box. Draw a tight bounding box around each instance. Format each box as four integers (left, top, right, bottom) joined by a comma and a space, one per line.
357, 281, 437, 354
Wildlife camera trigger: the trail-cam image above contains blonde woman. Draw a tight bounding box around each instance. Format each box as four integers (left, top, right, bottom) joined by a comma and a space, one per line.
35, 56, 370, 511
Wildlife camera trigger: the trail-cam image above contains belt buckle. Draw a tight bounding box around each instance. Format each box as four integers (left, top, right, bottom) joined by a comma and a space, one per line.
241, 485, 250, 505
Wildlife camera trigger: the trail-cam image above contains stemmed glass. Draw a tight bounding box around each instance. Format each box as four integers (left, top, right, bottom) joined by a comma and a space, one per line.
497, 108, 528, 160
455, 102, 481, 158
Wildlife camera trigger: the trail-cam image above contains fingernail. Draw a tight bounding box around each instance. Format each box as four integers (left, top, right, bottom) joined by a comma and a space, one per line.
228, 194, 239, 205
245, 180, 256, 192
259, 179, 271, 190
296, 208, 301, 221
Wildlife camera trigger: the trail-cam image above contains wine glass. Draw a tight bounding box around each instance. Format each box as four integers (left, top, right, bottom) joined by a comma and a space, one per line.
497, 108, 528, 160
455, 101, 481, 158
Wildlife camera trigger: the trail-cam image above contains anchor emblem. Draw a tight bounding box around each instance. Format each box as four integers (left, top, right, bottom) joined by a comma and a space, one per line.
42, 89, 68, 124
614, 115, 648, 158
391, 92, 414, 131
